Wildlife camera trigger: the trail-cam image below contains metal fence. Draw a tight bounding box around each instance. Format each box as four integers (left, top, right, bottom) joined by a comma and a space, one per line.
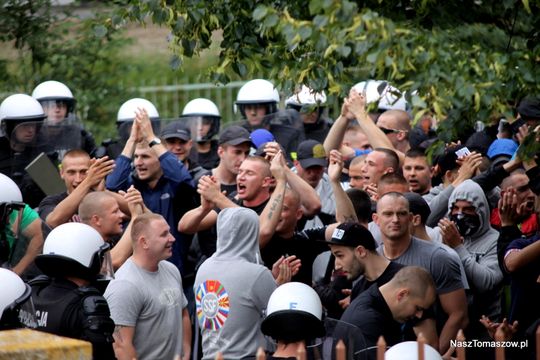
137, 79, 248, 124
136, 79, 342, 125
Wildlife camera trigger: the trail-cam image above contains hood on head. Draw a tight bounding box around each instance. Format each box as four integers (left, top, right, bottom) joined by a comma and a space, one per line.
448, 179, 491, 238
215, 207, 261, 263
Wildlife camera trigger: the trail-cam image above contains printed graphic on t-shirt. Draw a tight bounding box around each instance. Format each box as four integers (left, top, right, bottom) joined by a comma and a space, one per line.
195, 280, 230, 330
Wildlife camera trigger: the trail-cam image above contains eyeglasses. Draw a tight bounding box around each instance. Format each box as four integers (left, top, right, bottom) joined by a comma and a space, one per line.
378, 126, 402, 134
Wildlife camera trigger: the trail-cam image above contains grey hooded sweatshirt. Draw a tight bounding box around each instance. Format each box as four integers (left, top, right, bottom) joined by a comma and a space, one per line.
194, 207, 277, 360
448, 180, 503, 320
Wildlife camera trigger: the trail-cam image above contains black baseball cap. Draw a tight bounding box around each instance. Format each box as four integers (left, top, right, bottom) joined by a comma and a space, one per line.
160, 121, 191, 141
517, 96, 540, 119
326, 222, 377, 250
219, 125, 251, 145
297, 139, 328, 168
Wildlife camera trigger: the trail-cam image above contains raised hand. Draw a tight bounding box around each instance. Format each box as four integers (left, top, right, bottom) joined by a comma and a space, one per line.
328, 149, 344, 183
439, 218, 463, 248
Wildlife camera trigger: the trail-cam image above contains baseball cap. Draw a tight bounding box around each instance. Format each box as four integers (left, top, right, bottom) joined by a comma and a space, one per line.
250, 128, 275, 148
297, 139, 328, 168
517, 97, 540, 119
160, 121, 191, 141
325, 222, 376, 250
487, 139, 518, 159
219, 125, 251, 145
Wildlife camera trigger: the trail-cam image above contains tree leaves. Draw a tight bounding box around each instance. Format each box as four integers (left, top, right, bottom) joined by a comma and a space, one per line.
99, 0, 539, 141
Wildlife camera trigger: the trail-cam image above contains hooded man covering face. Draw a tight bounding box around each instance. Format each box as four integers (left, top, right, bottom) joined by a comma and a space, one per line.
441, 179, 503, 340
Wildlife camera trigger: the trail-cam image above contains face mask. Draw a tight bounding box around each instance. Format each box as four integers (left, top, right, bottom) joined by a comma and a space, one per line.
450, 213, 481, 237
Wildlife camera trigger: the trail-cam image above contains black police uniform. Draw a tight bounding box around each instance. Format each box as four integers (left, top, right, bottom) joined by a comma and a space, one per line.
29, 276, 115, 360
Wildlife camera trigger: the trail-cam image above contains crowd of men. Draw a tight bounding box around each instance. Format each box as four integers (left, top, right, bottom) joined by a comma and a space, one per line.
1, 78, 540, 360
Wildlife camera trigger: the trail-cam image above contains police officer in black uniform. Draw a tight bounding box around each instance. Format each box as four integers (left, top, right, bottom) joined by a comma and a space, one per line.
30, 222, 115, 359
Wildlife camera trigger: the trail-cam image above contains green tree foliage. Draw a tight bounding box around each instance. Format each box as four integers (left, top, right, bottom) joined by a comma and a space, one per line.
0, 1, 134, 142
110, 0, 539, 149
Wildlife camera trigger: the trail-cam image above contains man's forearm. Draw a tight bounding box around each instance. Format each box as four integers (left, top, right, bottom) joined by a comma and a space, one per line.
439, 311, 467, 354
285, 167, 321, 216
259, 179, 286, 248
45, 181, 93, 228
178, 206, 214, 234
323, 115, 349, 154
330, 179, 357, 223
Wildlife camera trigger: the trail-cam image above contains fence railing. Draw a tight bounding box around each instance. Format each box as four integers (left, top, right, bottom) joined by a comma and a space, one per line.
136, 79, 342, 125
136, 80, 247, 124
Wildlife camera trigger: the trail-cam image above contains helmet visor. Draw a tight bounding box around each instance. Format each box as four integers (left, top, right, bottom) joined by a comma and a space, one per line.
0, 284, 37, 330
182, 116, 220, 142
99, 246, 115, 280
2, 121, 44, 147
40, 100, 74, 125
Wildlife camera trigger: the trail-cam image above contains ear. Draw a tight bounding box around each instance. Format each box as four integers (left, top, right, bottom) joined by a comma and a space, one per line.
372, 212, 379, 225
140, 236, 150, 250
384, 167, 395, 175
397, 288, 409, 302
411, 214, 422, 226
217, 145, 225, 157
91, 214, 101, 227
354, 245, 367, 258
262, 176, 273, 188
293, 160, 301, 169
445, 169, 457, 183
296, 207, 303, 221
396, 131, 407, 142
187, 139, 193, 147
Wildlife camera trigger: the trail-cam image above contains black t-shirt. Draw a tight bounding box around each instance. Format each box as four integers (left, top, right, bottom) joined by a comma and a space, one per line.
350, 261, 404, 301
340, 285, 406, 349
196, 140, 220, 170
38, 192, 69, 222
261, 228, 328, 284
38, 192, 70, 238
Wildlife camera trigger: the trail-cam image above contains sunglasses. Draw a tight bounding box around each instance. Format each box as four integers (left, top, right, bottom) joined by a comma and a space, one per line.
378, 126, 401, 134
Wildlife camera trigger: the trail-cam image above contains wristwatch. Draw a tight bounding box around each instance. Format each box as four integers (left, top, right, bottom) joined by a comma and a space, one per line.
149, 137, 162, 147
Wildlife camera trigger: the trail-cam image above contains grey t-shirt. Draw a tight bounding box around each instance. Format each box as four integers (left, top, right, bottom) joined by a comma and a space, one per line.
377, 237, 464, 295
104, 258, 187, 360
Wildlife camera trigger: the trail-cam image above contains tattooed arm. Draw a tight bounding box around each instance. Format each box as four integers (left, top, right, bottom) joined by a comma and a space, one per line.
259, 152, 287, 248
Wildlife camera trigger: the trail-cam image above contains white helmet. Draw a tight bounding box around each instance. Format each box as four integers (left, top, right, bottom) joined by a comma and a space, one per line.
0, 173, 23, 203
117, 98, 160, 122
181, 98, 221, 142
261, 282, 325, 342
235, 79, 280, 117
35, 223, 112, 280
352, 80, 409, 112
0, 268, 36, 330
285, 85, 327, 108
0, 94, 46, 138
182, 98, 221, 117
31, 80, 76, 113
385, 341, 442, 360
